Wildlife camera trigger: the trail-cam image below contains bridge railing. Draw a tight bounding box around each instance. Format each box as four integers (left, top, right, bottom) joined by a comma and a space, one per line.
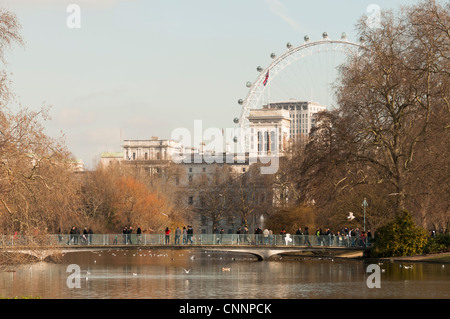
1, 233, 371, 248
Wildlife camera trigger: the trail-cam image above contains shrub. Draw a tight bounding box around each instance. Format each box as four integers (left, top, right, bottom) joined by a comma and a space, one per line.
370, 211, 429, 257
424, 234, 450, 254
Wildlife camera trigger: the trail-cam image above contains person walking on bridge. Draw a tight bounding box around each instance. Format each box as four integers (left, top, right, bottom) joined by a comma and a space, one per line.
303, 227, 311, 246
68, 226, 75, 245
182, 226, 187, 244
165, 227, 171, 245
127, 226, 133, 244
243, 227, 250, 245
236, 227, 242, 244
187, 226, 194, 244
175, 226, 181, 244
263, 228, 269, 245
122, 226, 128, 244
136, 226, 142, 244
295, 228, 303, 245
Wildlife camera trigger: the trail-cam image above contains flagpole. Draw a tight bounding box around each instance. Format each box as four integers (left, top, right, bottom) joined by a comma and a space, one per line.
263, 69, 270, 108
263, 73, 267, 107
268, 69, 271, 107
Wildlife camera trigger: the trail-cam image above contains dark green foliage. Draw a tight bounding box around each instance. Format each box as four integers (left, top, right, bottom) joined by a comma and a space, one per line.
370, 211, 429, 257
424, 234, 450, 254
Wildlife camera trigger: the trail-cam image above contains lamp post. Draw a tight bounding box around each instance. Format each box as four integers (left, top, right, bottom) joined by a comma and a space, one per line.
362, 198, 368, 232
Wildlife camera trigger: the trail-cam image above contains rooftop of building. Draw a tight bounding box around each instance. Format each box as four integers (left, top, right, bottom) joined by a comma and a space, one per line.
263, 100, 327, 109
248, 108, 291, 119
101, 152, 124, 158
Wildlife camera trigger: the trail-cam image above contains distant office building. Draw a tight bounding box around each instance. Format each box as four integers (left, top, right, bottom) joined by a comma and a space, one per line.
263, 100, 326, 141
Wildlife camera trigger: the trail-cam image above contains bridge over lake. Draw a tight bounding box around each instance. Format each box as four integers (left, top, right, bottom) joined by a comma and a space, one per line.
2, 233, 369, 261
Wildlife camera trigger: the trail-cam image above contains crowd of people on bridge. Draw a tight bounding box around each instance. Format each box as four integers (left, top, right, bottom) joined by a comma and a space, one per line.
62, 225, 196, 245
291, 226, 373, 247
161, 225, 372, 247
63, 226, 94, 245
60, 224, 372, 247
166, 226, 195, 245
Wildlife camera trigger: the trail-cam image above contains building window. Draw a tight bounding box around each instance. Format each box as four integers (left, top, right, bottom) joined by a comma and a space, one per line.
189, 167, 193, 173
258, 131, 263, 152
188, 196, 194, 205
270, 131, 276, 151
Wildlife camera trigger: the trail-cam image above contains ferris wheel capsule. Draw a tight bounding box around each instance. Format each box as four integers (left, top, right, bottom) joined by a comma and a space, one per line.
238, 99, 244, 105
256, 66, 263, 72
233, 136, 238, 143
286, 42, 292, 49
270, 52, 276, 59
322, 32, 329, 39
233, 117, 239, 124
304, 35, 310, 42
341, 32, 347, 40
246, 81, 252, 88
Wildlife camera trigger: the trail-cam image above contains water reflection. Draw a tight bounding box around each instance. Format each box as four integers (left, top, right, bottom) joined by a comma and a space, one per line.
1, 249, 448, 299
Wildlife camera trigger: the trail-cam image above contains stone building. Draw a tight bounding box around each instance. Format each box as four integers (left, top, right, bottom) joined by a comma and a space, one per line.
122, 137, 182, 161
98, 100, 326, 234
247, 108, 291, 158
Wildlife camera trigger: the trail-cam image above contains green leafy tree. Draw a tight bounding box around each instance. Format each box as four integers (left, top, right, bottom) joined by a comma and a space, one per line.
371, 211, 429, 257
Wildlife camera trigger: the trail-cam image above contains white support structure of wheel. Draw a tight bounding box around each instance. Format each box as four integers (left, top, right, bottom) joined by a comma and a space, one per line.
234, 33, 362, 152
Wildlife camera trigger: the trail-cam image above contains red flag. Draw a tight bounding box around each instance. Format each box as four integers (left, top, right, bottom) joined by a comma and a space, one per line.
263, 69, 269, 86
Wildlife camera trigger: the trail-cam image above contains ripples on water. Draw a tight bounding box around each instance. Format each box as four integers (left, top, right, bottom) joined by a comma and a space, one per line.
1, 249, 449, 299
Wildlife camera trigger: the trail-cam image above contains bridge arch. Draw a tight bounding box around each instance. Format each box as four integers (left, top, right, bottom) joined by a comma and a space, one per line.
206, 248, 306, 261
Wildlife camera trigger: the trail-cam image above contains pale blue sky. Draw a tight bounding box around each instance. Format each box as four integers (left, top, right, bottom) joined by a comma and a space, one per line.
2, 0, 413, 168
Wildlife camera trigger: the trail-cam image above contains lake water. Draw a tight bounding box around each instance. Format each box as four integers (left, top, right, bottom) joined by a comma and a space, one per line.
1, 248, 449, 299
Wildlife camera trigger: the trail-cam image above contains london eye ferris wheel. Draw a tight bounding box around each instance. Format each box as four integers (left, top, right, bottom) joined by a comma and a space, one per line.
233, 32, 362, 151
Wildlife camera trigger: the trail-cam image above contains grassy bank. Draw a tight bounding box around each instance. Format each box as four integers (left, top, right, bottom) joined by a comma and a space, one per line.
379, 252, 450, 264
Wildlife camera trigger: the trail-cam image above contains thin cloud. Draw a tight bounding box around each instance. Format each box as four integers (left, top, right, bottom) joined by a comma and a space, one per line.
55, 107, 96, 126
2, 0, 137, 10
266, 0, 302, 33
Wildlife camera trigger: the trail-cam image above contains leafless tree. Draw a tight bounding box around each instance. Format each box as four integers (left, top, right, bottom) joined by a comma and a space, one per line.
280, 0, 449, 231
333, 0, 449, 214
0, 8, 83, 250
229, 163, 274, 229
191, 164, 235, 233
